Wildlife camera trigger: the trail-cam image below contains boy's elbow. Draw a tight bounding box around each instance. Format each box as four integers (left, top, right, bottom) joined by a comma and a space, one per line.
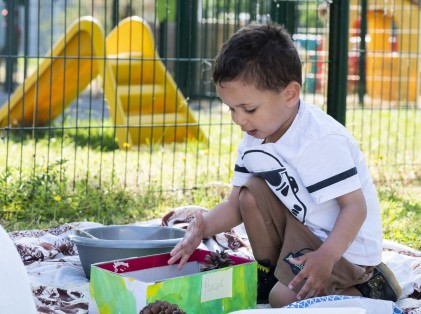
358, 196, 368, 223
361, 203, 368, 221
354, 189, 368, 221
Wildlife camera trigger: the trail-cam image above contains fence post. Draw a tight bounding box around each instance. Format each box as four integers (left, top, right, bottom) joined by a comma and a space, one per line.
4, 0, 17, 93
112, 0, 120, 28
175, 0, 198, 97
326, 0, 349, 125
270, 1, 297, 35
249, 0, 257, 21
358, 0, 367, 106
23, 0, 29, 80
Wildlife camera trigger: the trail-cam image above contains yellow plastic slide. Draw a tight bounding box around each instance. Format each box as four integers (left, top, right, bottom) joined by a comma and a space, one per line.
104, 16, 207, 147
0, 16, 104, 129
0, 16, 207, 148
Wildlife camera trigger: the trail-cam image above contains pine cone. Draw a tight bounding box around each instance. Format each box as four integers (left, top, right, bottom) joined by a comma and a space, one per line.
139, 300, 186, 314
201, 250, 234, 272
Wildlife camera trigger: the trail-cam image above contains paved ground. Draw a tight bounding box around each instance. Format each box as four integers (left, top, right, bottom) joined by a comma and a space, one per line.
0, 88, 111, 122
0, 85, 224, 124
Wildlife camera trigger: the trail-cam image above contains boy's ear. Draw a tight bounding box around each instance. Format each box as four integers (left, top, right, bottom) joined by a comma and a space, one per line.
284, 82, 301, 107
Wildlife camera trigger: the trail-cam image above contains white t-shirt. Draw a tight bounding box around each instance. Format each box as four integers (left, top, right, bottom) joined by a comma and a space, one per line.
232, 100, 383, 266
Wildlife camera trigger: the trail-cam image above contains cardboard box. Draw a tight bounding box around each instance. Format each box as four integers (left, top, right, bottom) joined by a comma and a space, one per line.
90, 249, 257, 314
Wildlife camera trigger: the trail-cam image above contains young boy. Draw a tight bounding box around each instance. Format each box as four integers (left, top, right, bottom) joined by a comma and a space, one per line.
168, 22, 401, 307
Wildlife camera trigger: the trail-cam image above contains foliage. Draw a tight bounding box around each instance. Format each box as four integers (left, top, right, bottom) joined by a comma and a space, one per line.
1, 158, 420, 250
0, 160, 158, 230
0, 157, 227, 232
379, 184, 421, 250
0, 107, 420, 251
5, 121, 119, 152
298, 2, 325, 29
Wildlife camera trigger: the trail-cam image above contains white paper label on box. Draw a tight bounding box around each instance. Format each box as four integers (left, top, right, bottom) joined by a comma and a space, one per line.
200, 268, 233, 302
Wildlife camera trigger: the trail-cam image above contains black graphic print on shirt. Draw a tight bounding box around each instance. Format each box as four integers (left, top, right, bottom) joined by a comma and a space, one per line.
240, 149, 307, 223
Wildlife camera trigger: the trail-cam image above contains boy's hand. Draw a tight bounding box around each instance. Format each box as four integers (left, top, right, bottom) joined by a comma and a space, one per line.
168, 210, 205, 270
287, 249, 335, 300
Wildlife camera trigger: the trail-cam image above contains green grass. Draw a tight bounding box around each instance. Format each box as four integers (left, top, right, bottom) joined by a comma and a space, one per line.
378, 184, 421, 250
347, 108, 421, 183
0, 107, 420, 250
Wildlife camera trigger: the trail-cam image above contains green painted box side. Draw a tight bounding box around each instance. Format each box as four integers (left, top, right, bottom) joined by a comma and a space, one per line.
90, 259, 257, 314
90, 266, 141, 314
146, 262, 257, 314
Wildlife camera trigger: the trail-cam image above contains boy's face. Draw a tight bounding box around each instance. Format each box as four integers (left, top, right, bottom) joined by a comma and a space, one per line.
216, 80, 300, 143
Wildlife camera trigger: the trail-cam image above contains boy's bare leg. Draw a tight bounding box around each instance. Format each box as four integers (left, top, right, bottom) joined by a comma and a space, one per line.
239, 185, 284, 304
340, 286, 362, 296
238, 186, 279, 264
269, 282, 298, 307
269, 282, 362, 308
239, 177, 370, 307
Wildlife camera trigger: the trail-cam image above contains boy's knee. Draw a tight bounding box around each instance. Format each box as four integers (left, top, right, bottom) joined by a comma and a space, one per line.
269, 281, 298, 308
238, 187, 257, 212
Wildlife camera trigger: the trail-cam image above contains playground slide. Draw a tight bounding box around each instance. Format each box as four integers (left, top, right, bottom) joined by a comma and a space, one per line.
0, 17, 105, 128
0, 16, 207, 148
104, 16, 207, 147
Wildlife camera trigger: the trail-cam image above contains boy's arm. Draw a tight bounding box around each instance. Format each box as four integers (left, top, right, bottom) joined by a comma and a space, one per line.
168, 186, 242, 269
288, 188, 367, 300
202, 186, 243, 237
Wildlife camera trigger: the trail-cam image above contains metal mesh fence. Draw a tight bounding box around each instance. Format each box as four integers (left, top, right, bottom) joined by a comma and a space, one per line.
347, 0, 420, 182
0, 0, 419, 205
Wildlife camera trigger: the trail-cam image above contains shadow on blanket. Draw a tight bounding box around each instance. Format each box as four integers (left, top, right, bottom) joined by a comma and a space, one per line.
4, 207, 421, 314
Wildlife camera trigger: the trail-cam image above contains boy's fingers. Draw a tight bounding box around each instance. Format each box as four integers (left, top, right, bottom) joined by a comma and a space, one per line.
307, 290, 316, 299
288, 270, 307, 290
168, 249, 191, 269
288, 254, 307, 264
178, 254, 190, 270
194, 210, 202, 220
287, 254, 308, 290
168, 209, 205, 268
167, 251, 181, 265
296, 281, 312, 300
297, 279, 326, 300
303, 289, 317, 300
168, 242, 186, 263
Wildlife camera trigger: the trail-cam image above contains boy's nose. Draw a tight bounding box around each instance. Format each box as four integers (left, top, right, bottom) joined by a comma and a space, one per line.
232, 111, 247, 126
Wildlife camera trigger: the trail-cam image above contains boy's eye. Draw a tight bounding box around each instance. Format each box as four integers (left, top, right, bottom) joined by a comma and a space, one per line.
226, 106, 255, 113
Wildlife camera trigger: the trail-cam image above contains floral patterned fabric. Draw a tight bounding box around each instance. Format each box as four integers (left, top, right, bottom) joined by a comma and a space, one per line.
6, 219, 421, 314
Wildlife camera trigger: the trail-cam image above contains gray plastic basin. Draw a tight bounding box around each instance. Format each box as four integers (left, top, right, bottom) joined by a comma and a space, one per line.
68, 225, 185, 278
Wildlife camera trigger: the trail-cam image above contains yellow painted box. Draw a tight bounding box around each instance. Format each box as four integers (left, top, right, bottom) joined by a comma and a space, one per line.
89, 249, 257, 314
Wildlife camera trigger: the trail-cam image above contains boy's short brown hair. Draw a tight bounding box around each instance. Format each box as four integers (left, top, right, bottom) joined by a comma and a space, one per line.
212, 22, 302, 92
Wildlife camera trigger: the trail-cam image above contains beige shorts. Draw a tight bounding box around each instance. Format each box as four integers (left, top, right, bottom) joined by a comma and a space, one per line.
241, 176, 374, 295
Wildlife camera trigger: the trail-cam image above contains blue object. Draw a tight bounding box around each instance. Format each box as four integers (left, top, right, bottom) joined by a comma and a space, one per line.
285, 295, 403, 314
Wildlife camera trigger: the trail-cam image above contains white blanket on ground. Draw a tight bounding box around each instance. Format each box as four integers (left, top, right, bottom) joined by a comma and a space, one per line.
5, 216, 421, 314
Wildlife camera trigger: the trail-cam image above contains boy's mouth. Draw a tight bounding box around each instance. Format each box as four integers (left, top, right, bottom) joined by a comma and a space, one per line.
246, 129, 258, 136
